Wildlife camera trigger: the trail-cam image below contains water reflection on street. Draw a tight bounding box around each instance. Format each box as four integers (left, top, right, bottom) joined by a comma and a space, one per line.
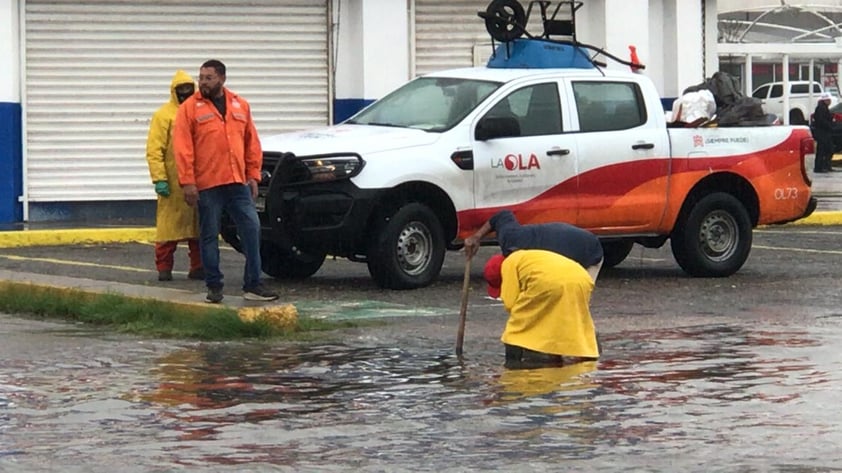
1, 317, 840, 472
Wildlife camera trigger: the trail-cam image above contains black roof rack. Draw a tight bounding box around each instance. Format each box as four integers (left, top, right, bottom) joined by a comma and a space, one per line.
477, 0, 645, 71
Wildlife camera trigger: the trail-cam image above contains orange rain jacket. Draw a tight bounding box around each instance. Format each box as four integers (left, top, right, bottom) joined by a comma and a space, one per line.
173, 87, 262, 191
145, 70, 200, 242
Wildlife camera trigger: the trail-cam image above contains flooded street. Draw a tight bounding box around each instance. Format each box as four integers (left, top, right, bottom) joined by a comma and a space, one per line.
2, 228, 842, 471
2, 313, 840, 472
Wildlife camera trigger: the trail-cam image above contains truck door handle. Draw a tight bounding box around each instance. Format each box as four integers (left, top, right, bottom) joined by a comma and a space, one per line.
632, 143, 654, 150
547, 148, 570, 156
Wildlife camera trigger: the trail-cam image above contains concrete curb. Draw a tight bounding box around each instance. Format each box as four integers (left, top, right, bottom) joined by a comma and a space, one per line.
0, 269, 274, 311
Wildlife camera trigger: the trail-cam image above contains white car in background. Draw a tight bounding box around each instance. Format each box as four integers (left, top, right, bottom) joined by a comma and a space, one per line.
752, 80, 837, 125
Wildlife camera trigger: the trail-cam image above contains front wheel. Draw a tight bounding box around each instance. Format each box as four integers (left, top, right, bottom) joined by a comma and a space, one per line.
671, 192, 752, 277
367, 203, 446, 289
261, 240, 326, 280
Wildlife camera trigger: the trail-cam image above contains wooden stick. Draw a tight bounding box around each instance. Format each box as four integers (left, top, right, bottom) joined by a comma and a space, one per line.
455, 256, 472, 357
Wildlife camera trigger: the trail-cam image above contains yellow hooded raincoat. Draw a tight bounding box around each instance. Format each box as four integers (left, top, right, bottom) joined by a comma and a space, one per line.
500, 249, 600, 358
145, 70, 200, 242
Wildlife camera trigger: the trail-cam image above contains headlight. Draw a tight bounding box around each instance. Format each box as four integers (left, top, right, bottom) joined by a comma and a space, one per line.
301, 155, 364, 182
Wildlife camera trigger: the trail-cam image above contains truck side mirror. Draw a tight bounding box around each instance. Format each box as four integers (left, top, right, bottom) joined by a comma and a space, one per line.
475, 116, 521, 141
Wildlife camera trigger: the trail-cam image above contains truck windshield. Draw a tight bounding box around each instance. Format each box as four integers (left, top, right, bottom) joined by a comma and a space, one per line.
346, 77, 502, 132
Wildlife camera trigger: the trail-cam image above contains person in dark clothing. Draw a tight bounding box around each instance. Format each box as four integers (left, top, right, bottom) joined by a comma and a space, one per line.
812, 92, 835, 173
464, 210, 604, 282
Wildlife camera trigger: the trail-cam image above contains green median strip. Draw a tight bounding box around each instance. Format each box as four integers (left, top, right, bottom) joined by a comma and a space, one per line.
0, 281, 361, 341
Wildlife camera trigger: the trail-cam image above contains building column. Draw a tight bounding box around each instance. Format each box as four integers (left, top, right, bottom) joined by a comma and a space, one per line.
578, 0, 652, 77
333, 0, 409, 123
745, 54, 753, 95
669, 0, 705, 97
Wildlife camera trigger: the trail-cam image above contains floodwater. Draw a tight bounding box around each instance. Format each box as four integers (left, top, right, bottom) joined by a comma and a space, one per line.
1, 314, 841, 472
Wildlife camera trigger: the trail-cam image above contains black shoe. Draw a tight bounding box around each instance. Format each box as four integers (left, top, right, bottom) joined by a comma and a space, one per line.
243, 284, 279, 302
158, 270, 173, 281
187, 268, 205, 280
206, 286, 224, 304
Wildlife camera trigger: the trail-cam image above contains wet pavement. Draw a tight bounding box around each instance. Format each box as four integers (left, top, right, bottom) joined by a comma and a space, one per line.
1, 225, 842, 471
1, 163, 842, 471
1, 313, 841, 472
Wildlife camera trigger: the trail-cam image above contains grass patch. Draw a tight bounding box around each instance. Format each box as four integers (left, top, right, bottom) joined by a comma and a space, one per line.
0, 282, 360, 340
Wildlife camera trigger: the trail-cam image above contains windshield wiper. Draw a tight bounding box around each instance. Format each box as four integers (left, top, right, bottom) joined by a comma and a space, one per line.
362, 122, 406, 128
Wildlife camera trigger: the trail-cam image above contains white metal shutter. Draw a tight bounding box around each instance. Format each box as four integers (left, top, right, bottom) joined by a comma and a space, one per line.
413, 0, 492, 76
24, 0, 328, 203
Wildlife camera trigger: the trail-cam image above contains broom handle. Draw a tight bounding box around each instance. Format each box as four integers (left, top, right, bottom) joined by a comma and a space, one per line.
455, 256, 472, 357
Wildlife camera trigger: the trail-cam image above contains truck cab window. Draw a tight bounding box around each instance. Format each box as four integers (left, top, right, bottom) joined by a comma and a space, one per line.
573, 81, 646, 132
481, 82, 562, 137
792, 84, 810, 94
752, 85, 770, 99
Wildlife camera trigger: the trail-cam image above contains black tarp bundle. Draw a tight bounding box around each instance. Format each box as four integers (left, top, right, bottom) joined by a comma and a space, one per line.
682, 72, 776, 126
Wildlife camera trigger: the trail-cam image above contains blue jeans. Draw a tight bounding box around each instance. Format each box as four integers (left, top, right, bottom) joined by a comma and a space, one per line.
197, 183, 263, 291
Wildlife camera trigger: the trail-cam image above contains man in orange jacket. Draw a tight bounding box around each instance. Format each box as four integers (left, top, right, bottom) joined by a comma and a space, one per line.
173, 59, 278, 303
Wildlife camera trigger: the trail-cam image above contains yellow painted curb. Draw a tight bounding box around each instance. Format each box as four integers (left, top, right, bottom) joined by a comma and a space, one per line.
0, 227, 156, 248
787, 211, 842, 226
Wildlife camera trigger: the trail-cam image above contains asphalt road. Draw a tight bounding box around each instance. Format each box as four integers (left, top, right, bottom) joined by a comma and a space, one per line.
0, 225, 839, 343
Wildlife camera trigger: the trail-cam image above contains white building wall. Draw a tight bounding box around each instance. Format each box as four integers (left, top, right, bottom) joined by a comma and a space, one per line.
0, 0, 19, 103
1, 0, 722, 222
647, 0, 666, 94
576, 0, 713, 98
334, 0, 365, 102
334, 0, 409, 121
705, 0, 719, 79
673, 0, 706, 95
361, 0, 409, 98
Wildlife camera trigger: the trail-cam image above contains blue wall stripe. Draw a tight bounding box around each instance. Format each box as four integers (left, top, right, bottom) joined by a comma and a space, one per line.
0, 102, 22, 224
334, 98, 375, 124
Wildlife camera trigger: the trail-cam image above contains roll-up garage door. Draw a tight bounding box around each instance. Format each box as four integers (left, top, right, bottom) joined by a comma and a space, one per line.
413, 0, 492, 76
24, 0, 329, 203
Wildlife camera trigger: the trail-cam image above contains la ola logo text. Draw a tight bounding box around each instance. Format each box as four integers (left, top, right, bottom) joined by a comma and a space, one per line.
492, 153, 541, 171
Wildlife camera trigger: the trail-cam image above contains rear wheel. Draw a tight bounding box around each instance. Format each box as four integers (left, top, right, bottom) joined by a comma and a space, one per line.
671, 192, 752, 277
367, 203, 446, 289
601, 240, 634, 268
261, 240, 326, 280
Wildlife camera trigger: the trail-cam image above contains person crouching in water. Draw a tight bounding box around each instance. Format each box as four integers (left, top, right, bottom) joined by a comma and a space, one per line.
484, 250, 599, 369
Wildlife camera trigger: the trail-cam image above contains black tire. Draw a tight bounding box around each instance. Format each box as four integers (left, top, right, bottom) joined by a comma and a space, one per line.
261, 240, 326, 280
483, 0, 526, 42
367, 203, 446, 289
601, 240, 634, 268
671, 192, 752, 277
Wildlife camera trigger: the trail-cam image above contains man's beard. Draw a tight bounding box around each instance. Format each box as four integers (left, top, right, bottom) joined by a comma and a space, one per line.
201, 84, 222, 99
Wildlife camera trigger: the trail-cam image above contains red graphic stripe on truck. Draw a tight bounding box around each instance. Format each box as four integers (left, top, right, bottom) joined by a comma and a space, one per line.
457, 128, 812, 238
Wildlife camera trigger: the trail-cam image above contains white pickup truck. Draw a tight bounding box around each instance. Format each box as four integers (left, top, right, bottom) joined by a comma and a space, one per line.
231, 39, 816, 289
751, 80, 837, 124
